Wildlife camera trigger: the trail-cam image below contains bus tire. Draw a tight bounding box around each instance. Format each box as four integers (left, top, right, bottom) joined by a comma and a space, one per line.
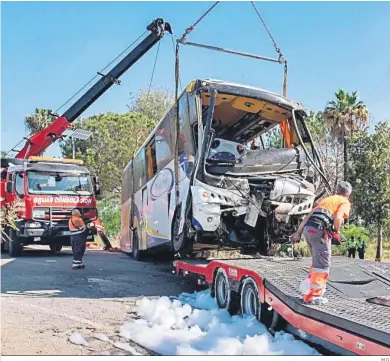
50, 244, 62, 253
240, 277, 261, 321
9, 228, 23, 257
132, 230, 142, 261
171, 208, 193, 256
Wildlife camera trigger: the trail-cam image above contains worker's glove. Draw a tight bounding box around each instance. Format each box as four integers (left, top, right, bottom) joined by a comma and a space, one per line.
331, 232, 344, 245
87, 222, 96, 229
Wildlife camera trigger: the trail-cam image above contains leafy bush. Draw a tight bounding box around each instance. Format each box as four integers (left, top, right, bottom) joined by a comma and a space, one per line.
340, 223, 370, 242
97, 198, 121, 238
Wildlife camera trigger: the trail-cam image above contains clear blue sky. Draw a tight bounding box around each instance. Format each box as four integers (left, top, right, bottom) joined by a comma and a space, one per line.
2, 1, 390, 157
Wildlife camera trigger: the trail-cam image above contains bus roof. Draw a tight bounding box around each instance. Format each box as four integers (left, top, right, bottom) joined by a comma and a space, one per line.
194, 79, 306, 112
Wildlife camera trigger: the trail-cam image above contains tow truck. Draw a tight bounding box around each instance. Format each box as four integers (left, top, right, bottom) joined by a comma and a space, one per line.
1, 18, 172, 256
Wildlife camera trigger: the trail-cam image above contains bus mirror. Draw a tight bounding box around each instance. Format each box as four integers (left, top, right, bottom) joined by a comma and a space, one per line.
93, 175, 99, 185
6, 182, 13, 194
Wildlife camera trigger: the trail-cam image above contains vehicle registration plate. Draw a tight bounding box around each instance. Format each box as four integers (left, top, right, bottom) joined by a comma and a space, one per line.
62, 231, 72, 236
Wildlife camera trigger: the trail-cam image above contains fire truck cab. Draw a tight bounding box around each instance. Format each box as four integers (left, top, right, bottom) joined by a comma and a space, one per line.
1, 156, 100, 256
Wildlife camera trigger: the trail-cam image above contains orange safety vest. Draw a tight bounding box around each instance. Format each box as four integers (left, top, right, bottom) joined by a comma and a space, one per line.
68, 215, 86, 235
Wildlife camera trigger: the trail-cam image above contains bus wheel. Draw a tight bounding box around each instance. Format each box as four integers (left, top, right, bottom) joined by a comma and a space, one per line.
171, 210, 193, 256
8, 228, 23, 257
50, 244, 63, 253
132, 231, 142, 261
240, 277, 261, 321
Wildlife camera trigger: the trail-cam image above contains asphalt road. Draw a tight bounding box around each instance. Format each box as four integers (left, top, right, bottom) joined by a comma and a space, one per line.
1, 246, 196, 355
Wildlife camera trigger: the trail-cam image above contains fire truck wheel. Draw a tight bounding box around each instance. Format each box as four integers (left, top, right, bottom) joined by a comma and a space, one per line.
49, 244, 63, 253
8, 228, 23, 257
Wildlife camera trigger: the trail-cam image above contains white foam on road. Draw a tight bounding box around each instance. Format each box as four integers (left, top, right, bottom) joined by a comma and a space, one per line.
69, 332, 88, 346
119, 290, 320, 355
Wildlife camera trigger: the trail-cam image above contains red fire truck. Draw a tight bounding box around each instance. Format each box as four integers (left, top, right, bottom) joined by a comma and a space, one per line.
1, 18, 172, 256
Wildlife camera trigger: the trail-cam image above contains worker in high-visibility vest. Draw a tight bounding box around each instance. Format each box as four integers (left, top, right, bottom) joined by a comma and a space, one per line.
347, 236, 357, 258
356, 236, 366, 259
291, 181, 352, 305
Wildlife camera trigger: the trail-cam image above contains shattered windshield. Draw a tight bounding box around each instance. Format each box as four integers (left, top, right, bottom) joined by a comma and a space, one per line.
27, 171, 92, 195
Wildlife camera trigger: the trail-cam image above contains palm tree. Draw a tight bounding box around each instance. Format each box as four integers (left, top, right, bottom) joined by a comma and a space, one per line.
323, 90, 369, 181
24, 108, 57, 134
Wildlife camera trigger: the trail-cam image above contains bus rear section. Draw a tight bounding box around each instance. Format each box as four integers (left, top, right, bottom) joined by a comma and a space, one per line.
120, 79, 326, 258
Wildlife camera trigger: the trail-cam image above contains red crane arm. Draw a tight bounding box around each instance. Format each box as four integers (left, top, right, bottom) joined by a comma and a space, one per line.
15, 116, 70, 159
13, 18, 172, 159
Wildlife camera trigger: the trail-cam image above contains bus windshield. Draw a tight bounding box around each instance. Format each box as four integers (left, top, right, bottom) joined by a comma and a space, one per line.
27, 171, 93, 195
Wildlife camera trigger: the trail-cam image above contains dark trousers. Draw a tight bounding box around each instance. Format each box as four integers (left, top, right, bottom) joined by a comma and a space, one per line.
357, 248, 365, 259
348, 248, 356, 258
71, 233, 87, 263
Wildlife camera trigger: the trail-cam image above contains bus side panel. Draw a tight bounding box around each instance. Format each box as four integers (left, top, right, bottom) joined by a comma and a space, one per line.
120, 197, 132, 253
133, 188, 143, 250
144, 161, 174, 248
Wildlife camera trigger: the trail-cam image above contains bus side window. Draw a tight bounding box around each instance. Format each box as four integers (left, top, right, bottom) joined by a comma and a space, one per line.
146, 138, 157, 180
177, 93, 195, 157
156, 111, 174, 171
133, 149, 147, 193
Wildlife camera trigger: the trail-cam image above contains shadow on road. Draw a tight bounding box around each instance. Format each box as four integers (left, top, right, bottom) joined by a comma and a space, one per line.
1, 246, 199, 300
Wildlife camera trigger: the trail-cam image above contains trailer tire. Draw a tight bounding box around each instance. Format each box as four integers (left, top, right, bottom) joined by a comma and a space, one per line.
8, 228, 23, 257
214, 268, 240, 315
240, 277, 261, 320
50, 244, 63, 253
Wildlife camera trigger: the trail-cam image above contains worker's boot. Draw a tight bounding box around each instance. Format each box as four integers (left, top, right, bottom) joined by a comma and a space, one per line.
72, 261, 83, 269
303, 269, 329, 305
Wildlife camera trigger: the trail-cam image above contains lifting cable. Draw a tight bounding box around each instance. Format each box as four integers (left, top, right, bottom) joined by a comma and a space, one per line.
146, 40, 161, 98
175, 1, 288, 96
4, 30, 148, 157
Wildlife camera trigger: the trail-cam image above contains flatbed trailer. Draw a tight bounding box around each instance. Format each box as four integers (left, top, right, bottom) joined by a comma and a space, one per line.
174, 256, 390, 355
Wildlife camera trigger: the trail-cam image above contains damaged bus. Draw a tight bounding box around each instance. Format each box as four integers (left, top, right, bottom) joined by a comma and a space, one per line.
121, 79, 328, 259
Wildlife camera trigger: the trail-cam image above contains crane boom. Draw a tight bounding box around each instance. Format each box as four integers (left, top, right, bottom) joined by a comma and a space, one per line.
15, 18, 172, 159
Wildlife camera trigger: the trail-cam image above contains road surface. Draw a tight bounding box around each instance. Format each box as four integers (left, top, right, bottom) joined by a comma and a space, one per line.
1, 246, 196, 355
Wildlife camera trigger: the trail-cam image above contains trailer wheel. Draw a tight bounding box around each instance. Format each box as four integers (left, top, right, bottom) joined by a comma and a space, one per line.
214, 268, 240, 315
8, 228, 23, 257
49, 244, 63, 253
240, 277, 261, 320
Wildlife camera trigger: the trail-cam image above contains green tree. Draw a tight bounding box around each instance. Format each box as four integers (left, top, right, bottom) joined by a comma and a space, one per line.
24, 108, 57, 134
306, 111, 343, 190
323, 90, 369, 181
350, 121, 390, 261
127, 86, 173, 123
60, 112, 156, 193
